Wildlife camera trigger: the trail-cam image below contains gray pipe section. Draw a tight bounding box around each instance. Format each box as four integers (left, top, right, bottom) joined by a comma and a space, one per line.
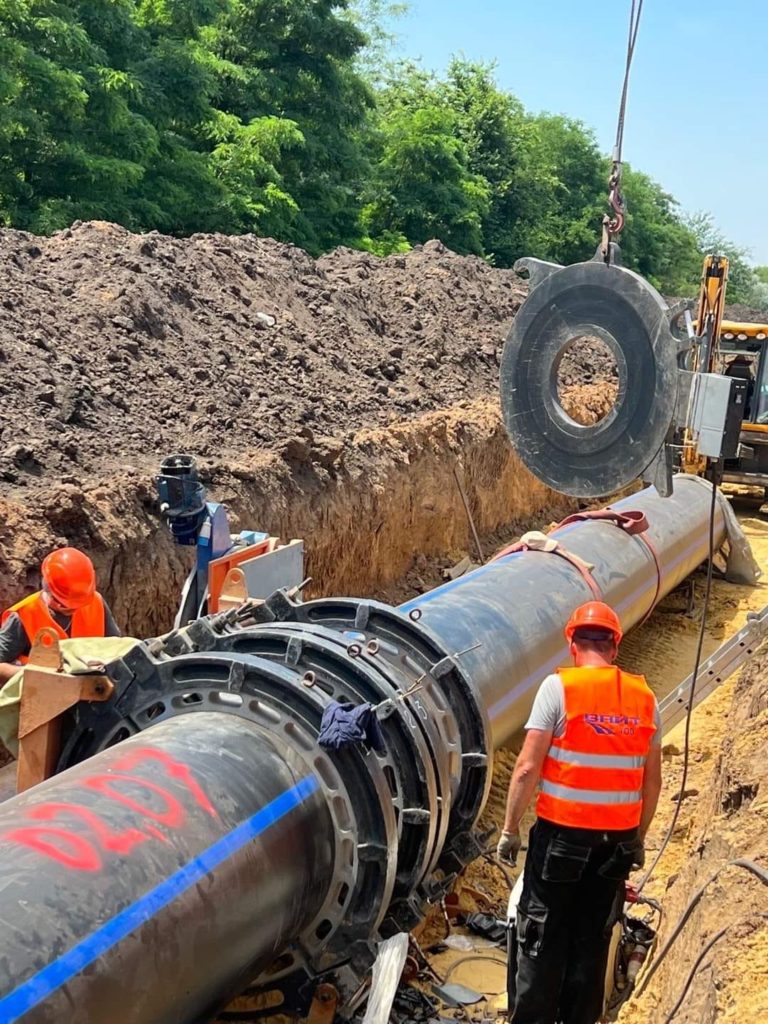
401, 475, 725, 746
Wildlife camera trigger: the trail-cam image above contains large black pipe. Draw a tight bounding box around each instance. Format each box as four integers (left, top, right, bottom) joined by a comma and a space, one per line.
0, 477, 731, 1024
0, 714, 333, 1024
402, 475, 726, 745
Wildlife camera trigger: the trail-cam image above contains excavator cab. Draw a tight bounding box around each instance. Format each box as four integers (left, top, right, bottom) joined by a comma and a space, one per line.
718, 322, 768, 494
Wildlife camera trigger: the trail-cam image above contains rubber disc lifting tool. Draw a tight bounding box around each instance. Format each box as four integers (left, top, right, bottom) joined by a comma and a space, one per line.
499, 253, 681, 497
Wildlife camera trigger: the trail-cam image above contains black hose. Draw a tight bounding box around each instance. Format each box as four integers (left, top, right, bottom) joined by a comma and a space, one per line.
663, 912, 768, 1023
481, 851, 515, 891
637, 857, 768, 997
443, 953, 508, 996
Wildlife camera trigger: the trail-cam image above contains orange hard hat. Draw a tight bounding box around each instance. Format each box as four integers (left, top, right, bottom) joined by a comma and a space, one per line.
41, 547, 96, 610
565, 601, 622, 645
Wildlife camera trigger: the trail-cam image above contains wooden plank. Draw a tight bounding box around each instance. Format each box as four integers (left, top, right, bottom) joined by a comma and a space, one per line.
16, 649, 115, 793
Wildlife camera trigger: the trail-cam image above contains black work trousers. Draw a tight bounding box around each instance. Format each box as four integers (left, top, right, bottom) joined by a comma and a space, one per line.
510, 818, 643, 1024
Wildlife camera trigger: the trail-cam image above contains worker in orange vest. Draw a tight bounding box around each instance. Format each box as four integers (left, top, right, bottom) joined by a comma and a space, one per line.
0, 548, 121, 684
497, 601, 662, 1024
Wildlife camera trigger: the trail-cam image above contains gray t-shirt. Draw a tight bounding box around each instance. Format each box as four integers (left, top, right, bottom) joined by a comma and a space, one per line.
526, 672, 661, 745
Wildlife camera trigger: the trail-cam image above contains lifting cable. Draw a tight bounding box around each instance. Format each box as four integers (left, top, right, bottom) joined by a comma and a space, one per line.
638, 463, 721, 893
601, 0, 645, 260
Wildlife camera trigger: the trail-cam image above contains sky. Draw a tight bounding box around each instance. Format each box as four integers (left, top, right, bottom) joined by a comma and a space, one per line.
385, 0, 768, 264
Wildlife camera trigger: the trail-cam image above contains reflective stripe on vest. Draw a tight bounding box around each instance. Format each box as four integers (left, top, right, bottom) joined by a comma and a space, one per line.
545, 747, 646, 770
539, 781, 643, 804
1, 591, 106, 665
536, 665, 657, 830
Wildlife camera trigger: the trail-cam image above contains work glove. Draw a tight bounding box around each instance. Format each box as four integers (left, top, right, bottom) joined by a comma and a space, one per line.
496, 829, 522, 866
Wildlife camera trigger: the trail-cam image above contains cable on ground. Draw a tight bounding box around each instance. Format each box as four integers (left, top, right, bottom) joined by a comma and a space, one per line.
662, 912, 768, 1023
636, 857, 768, 999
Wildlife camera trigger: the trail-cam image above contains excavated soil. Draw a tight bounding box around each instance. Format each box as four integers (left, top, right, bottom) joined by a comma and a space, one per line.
619, 652, 768, 1024
0, 221, 623, 490
0, 222, 529, 489
0, 221, 624, 632
0, 399, 584, 640
719, 303, 768, 324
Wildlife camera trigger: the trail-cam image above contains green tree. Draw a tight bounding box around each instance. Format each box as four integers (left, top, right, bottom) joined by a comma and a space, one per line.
524, 113, 606, 265
684, 211, 767, 307
0, 0, 757, 303
207, 0, 374, 252
347, 0, 406, 79
362, 64, 490, 254
0, 0, 313, 235
0, 0, 156, 230
617, 168, 702, 294
439, 60, 553, 265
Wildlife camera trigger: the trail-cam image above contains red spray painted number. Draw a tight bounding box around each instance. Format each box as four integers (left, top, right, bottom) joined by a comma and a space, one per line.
1, 747, 217, 871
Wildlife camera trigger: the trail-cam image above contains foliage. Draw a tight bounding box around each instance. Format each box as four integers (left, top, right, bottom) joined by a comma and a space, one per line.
206, 0, 374, 251
0, 0, 373, 242
618, 169, 703, 294
0, 6, 757, 295
684, 211, 768, 309
439, 60, 556, 265
347, 0, 407, 79
361, 64, 490, 255
522, 112, 606, 266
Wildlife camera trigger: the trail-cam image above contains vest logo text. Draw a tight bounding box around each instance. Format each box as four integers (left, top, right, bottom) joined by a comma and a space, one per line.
583, 713, 640, 736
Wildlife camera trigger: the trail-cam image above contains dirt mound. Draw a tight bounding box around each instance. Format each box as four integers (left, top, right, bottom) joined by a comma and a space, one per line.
723, 303, 768, 324
557, 334, 619, 388
0, 399, 577, 634
560, 380, 619, 425
0, 222, 634, 493
0, 223, 532, 489
622, 641, 768, 1024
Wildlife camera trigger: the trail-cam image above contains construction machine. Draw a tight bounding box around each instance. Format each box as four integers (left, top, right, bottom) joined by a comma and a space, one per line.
681, 255, 768, 505
718, 321, 768, 495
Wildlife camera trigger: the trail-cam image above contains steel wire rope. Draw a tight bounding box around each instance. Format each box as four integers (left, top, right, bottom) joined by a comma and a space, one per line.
601, 0, 645, 256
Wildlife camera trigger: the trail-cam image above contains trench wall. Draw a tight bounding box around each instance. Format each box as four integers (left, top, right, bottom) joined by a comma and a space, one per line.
0, 400, 578, 638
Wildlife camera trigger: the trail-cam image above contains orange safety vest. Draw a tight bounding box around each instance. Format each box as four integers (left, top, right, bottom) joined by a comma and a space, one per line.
1, 591, 106, 665
536, 666, 657, 830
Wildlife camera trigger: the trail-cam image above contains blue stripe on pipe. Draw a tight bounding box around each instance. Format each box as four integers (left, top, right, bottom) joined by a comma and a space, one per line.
0, 774, 320, 1024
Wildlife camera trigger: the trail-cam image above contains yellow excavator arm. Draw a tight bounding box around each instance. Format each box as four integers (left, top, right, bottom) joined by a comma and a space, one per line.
683, 255, 730, 473
693, 254, 729, 373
